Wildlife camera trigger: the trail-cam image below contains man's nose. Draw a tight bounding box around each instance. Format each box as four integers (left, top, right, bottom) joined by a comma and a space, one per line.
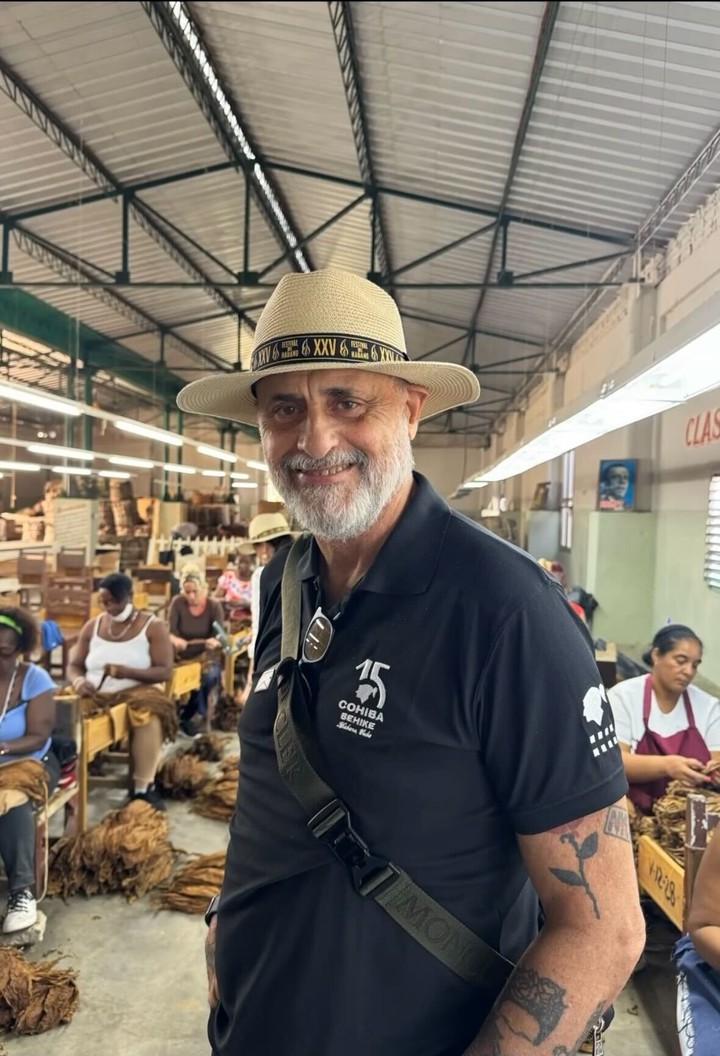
297, 409, 339, 460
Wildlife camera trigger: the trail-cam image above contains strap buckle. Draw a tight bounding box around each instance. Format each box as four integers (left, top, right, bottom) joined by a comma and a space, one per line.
307, 799, 401, 898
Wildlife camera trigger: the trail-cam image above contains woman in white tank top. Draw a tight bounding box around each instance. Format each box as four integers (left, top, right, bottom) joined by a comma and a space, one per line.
67, 573, 174, 810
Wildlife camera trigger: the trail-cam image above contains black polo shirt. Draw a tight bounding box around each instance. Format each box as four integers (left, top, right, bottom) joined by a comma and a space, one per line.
211, 473, 627, 1056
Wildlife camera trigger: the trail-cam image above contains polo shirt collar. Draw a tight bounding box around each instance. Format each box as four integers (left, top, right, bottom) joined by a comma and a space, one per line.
295, 472, 450, 596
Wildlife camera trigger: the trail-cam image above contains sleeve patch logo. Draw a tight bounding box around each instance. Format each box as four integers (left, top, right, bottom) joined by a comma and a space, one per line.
582, 683, 619, 758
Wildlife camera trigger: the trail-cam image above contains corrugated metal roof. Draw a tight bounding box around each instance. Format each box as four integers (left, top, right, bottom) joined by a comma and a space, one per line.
510, 1, 720, 238
0, 0, 719, 440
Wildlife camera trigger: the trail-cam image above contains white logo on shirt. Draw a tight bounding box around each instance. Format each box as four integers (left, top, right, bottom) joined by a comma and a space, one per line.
336, 659, 390, 740
255, 665, 276, 692
583, 683, 619, 758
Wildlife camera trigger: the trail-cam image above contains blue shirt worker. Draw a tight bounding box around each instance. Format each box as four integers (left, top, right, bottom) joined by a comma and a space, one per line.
178, 268, 645, 1056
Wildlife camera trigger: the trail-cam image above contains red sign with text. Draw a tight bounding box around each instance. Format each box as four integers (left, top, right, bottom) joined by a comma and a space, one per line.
686, 408, 720, 448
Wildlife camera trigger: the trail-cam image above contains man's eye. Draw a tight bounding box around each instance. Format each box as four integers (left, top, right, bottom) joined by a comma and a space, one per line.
274, 405, 298, 418
337, 399, 360, 411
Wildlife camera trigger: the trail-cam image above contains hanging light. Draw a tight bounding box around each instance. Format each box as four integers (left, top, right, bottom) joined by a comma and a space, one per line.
114, 420, 183, 447
28, 443, 94, 461
107, 456, 155, 469
0, 382, 81, 417
197, 444, 237, 463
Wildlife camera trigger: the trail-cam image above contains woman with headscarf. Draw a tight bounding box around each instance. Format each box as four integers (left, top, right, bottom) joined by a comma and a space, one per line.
168, 566, 225, 733
608, 624, 720, 814
0, 606, 58, 934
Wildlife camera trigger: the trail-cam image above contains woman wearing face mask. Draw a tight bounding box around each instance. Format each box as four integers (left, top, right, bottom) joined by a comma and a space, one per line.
168, 567, 225, 733
67, 573, 174, 809
0, 606, 59, 934
607, 624, 720, 814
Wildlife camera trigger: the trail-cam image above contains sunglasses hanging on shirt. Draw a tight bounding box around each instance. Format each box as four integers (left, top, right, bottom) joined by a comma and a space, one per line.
302, 608, 334, 664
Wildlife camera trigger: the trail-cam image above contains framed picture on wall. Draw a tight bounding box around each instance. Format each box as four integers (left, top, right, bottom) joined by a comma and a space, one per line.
597, 459, 637, 511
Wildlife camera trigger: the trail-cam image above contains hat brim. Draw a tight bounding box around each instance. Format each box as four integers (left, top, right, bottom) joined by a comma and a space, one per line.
177, 360, 480, 426
238, 529, 296, 555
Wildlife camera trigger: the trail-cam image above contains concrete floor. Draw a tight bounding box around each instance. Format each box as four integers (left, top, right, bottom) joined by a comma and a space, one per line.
2, 757, 681, 1056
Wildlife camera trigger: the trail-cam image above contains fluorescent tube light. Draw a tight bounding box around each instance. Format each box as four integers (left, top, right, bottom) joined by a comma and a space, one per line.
202, 470, 226, 478
232, 481, 258, 488
107, 456, 154, 469
52, 466, 92, 476
0, 383, 81, 417
0, 461, 41, 472
230, 472, 250, 480
164, 464, 196, 474
463, 481, 489, 489
115, 420, 184, 447
197, 445, 237, 464
246, 459, 268, 471
29, 443, 94, 461
98, 470, 131, 479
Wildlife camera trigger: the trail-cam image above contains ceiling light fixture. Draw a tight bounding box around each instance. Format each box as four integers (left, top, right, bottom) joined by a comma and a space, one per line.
98, 470, 132, 479
52, 466, 93, 476
230, 472, 250, 480
232, 481, 258, 488
246, 459, 268, 472
197, 445, 237, 464
202, 470, 226, 478
28, 443, 95, 461
0, 382, 82, 417
474, 298, 720, 484
107, 456, 155, 469
0, 461, 41, 472
114, 420, 184, 447
164, 464, 196, 474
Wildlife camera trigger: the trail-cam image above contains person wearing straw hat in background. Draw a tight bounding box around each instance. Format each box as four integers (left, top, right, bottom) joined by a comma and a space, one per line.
236, 512, 294, 708
178, 268, 644, 1056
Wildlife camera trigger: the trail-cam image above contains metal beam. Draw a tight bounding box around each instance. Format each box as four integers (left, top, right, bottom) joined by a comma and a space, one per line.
8, 156, 633, 249
463, 0, 560, 366
11, 225, 229, 372
1, 278, 633, 291
388, 221, 497, 281
143, 0, 313, 274
400, 310, 546, 348
328, 0, 392, 283
0, 50, 242, 337
257, 193, 367, 280
512, 249, 631, 283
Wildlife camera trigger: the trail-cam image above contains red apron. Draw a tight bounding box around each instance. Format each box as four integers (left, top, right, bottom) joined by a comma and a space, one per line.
628, 675, 710, 814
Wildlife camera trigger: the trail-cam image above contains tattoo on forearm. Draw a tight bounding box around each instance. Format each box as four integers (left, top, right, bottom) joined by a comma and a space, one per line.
552, 1001, 606, 1055
494, 966, 568, 1046
549, 830, 601, 919
604, 805, 632, 843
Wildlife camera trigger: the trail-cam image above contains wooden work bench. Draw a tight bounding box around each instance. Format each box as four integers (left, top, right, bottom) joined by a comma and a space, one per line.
637, 793, 720, 933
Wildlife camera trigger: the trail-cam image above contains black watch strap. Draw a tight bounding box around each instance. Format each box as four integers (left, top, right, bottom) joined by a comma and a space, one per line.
204, 894, 220, 926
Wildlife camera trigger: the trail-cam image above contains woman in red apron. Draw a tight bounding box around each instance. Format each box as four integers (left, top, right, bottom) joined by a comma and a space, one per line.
608, 625, 719, 815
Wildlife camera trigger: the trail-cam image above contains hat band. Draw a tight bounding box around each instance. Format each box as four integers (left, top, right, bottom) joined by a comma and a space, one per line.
251, 333, 408, 373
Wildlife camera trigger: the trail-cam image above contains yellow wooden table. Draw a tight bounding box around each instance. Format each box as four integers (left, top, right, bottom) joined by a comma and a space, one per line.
79, 702, 130, 832
166, 660, 202, 699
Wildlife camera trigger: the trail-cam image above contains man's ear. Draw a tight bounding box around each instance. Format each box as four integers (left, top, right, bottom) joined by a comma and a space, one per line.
404, 385, 428, 440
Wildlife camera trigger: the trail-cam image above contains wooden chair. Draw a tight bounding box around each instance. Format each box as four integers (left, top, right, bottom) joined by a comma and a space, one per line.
42, 574, 94, 677
131, 567, 174, 611
17, 553, 47, 611
34, 782, 79, 894
56, 548, 89, 577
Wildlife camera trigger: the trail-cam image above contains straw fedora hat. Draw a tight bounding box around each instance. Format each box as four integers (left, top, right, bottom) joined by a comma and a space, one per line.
177, 269, 480, 425
238, 512, 293, 555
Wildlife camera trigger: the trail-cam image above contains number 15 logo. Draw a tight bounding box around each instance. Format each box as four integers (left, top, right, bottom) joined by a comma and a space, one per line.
355, 659, 390, 709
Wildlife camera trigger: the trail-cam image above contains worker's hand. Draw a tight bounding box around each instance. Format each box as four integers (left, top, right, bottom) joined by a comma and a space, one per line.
71, 676, 95, 697
206, 916, 219, 1008
205, 637, 221, 651
665, 755, 711, 787
105, 664, 131, 681
170, 635, 187, 652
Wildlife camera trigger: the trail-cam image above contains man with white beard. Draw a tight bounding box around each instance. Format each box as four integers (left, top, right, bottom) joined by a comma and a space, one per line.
177, 269, 643, 1056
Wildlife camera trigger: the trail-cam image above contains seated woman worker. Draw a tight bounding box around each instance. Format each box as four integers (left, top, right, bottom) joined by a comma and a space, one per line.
168, 567, 224, 733
0, 607, 59, 934
608, 625, 720, 814
67, 573, 174, 810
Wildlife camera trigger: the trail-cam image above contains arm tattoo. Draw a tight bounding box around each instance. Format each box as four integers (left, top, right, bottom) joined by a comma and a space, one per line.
552, 1001, 606, 1055
549, 830, 601, 919
495, 966, 568, 1045
604, 804, 632, 843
